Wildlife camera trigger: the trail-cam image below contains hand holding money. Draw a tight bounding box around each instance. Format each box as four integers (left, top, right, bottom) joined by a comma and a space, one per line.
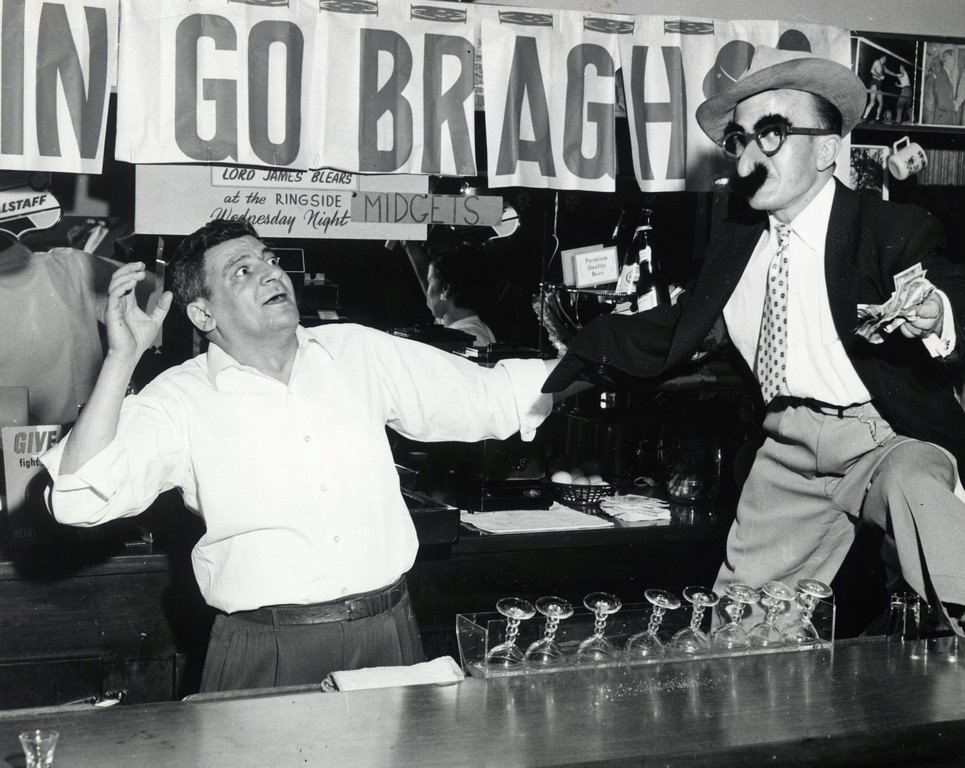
897, 289, 943, 340
855, 264, 940, 344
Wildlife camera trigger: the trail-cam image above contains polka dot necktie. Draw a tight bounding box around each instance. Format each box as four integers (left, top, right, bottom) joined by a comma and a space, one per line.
756, 224, 791, 404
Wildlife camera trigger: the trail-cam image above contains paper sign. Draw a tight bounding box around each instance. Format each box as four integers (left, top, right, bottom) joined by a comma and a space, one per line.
1, 425, 61, 543
561, 245, 618, 288
135, 164, 429, 240
350, 193, 502, 227
0, 187, 62, 240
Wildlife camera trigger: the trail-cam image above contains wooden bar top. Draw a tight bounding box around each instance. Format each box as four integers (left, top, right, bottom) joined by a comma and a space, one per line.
1, 637, 963, 767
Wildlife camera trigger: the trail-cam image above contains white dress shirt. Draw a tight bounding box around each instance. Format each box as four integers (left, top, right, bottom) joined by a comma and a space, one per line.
723, 178, 955, 405
447, 314, 497, 347
42, 324, 553, 612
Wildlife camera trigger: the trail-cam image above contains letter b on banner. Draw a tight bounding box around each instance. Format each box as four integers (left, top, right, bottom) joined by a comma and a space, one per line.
359, 28, 414, 172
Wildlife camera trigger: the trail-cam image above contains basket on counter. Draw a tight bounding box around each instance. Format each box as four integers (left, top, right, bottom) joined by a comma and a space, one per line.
550, 482, 615, 510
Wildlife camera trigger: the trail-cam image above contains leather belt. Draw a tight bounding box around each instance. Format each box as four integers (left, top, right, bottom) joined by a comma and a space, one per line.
772, 396, 873, 419
228, 576, 407, 626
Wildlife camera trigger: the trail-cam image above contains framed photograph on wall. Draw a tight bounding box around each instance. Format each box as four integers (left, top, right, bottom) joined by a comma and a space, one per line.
920, 41, 965, 127
850, 144, 889, 199
852, 34, 921, 126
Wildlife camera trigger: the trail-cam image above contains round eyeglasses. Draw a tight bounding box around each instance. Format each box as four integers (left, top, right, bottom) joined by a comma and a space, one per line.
718, 124, 837, 159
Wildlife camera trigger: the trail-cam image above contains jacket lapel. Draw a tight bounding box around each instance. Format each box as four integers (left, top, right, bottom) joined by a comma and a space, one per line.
825, 180, 860, 349
825, 180, 884, 395
666, 204, 765, 367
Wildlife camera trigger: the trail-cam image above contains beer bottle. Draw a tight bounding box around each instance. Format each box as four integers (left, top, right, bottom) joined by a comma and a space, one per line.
612, 208, 638, 298
633, 209, 669, 311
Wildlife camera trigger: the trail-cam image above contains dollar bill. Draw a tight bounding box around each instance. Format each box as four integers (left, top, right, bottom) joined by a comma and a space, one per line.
855, 268, 934, 344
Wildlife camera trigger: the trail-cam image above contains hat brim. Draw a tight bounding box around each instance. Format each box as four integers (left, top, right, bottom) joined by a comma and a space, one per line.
696, 57, 867, 144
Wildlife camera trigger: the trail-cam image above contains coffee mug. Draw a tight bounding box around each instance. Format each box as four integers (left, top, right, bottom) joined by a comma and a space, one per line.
887, 136, 927, 180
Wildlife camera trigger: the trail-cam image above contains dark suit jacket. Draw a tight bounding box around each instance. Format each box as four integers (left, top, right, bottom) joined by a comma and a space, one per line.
544, 179, 965, 467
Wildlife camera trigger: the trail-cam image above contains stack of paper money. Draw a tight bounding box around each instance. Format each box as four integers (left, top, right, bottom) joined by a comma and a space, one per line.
855, 264, 935, 344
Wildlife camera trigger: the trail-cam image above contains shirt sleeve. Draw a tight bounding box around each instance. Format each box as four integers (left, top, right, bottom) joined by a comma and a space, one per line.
491, 358, 554, 441
40, 392, 188, 526
370, 330, 553, 443
922, 289, 957, 358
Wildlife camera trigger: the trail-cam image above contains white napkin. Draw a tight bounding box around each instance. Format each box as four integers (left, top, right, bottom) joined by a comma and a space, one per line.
599, 493, 671, 522
327, 656, 464, 691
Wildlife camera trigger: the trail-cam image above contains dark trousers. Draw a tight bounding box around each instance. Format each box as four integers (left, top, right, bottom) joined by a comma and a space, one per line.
200, 578, 425, 692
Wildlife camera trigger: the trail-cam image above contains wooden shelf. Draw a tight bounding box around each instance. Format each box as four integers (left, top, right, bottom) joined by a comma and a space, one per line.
853, 122, 965, 151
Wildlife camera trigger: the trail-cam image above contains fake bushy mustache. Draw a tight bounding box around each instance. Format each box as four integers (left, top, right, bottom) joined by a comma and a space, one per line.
729, 164, 768, 198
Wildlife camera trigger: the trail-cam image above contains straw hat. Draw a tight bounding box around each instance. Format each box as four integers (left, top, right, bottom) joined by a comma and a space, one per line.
695, 45, 867, 144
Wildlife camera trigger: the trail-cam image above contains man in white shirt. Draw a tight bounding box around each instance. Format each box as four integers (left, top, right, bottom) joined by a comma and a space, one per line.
42, 218, 558, 691
545, 46, 965, 633
402, 236, 498, 347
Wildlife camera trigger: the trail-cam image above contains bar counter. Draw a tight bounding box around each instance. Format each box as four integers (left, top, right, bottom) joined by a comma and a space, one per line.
0, 496, 733, 707
1, 637, 963, 767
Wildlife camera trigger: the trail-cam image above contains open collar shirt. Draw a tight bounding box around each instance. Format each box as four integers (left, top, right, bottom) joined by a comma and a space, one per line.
42, 324, 553, 612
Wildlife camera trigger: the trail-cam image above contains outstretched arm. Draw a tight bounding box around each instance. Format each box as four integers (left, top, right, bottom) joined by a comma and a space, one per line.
543, 358, 594, 402
59, 261, 172, 475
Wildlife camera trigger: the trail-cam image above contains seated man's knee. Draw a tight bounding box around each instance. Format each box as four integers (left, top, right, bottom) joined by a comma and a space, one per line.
873, 441, 957, 492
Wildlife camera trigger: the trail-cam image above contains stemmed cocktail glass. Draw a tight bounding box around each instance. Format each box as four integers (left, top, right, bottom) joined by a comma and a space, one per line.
670, 586, 719, 654
486, 597, 536, 668
625, 589, 681, 658
711, 583, 760, 650
525, 596, 574, 666
784, 579, 833, 646
577, 592, 622, 662
748, 580, 795, 648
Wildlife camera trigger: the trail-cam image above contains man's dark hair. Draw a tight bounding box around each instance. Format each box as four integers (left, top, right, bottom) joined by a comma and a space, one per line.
170, 218, 259, 310
809, 92, 844, 136
427, 237, 493, 315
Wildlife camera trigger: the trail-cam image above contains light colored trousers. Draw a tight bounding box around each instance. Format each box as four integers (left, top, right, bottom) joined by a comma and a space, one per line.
714, 401, 965, 632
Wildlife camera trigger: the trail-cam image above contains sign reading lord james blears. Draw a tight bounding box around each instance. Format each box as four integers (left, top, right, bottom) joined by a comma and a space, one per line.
135, 164, 429, 239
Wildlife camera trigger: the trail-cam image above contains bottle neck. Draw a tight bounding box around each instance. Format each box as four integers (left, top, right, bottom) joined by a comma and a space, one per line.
634, 227, 652, 262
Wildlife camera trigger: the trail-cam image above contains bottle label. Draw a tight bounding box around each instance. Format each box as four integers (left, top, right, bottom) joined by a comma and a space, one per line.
637, 291, 659, 312
615, 263, 638, 294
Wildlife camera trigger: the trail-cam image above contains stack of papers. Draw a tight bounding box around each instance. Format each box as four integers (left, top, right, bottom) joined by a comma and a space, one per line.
599, 494, 671, 522
460, 505, 614, 534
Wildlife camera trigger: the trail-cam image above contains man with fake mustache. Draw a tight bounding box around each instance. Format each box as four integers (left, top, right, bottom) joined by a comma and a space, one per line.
544, 46, 965, 634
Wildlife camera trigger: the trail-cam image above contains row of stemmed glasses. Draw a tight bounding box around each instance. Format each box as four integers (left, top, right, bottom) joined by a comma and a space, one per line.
714, 579, 834, 649
484, 579, 832, 668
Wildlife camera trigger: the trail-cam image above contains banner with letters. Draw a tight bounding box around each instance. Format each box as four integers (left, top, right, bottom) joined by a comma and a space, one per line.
0, 0, 117, 174
4, 1, 852, 191
112, 0, 851, 192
